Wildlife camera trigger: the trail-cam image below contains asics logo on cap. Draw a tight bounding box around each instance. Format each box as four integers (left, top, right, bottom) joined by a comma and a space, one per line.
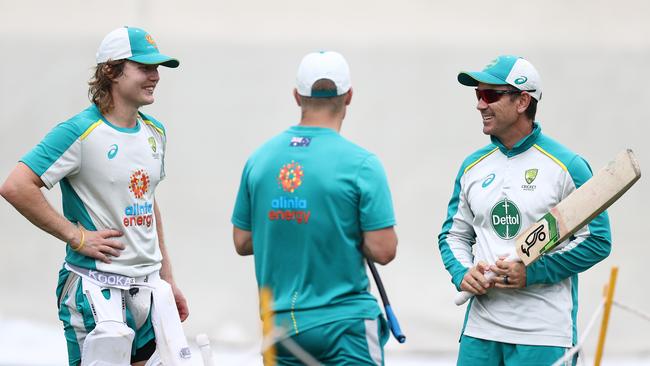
514, 76, 528, 85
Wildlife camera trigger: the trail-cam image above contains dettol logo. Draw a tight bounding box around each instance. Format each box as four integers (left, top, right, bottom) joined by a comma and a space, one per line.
491, 198, 521, 239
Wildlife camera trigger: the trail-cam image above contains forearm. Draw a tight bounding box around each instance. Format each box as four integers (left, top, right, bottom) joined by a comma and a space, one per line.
438, 236, 471, 290
439, 174, 476, 290
0, 164, 79, 245
438, 228, 475, 290
153, 200, 190, 320
527, 215, 612, 285
527, 157, 614, 286
154, 200, 175, 284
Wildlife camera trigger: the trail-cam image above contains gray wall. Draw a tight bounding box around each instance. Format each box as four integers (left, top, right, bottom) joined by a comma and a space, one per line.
1, 0, 648, 356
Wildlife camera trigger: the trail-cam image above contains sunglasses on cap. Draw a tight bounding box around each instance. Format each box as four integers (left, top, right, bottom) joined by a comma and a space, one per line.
475, 88, 536, 104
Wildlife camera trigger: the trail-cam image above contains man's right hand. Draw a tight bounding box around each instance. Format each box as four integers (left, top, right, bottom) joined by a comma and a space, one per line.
1, 163, 126, 263
460, 261, 492, 295
73, 228, 125, 264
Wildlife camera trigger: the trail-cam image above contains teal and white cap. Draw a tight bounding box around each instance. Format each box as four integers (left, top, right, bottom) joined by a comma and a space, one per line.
458, 55, 541, 101
296, 51, 351, 98
96, 26, 179, 68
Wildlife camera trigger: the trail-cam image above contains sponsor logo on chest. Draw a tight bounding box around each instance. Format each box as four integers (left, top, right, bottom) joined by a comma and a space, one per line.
491, 198, 521, 239
123, 169, 154, 228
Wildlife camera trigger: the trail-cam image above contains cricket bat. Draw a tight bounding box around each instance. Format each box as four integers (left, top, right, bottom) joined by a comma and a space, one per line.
367, 259, 406, 343
454, 149, 641, 306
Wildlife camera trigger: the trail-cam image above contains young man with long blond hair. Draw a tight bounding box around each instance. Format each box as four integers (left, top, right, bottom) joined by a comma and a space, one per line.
1, 26, 190, 366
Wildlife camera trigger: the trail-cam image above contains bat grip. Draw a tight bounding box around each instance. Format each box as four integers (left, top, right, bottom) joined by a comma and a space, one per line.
453, 271, 497, 305
384, 304, 406, 343
453, 254, 521, 306
367, 259, 406, 343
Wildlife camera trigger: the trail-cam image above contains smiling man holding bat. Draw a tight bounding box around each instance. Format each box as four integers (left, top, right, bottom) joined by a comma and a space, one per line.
437, 55, 634, 366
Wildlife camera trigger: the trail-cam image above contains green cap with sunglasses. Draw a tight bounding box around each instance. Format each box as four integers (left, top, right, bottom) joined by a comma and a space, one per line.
458, 55, 542, 101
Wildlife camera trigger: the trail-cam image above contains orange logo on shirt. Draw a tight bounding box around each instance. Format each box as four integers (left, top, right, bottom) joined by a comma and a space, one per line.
270, 161, 310, 224
129, 169, 150, 199
277, 161, 304, 193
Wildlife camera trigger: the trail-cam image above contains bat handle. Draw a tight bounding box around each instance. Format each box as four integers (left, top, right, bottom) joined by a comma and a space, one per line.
366, 259, 406, 343
384, 304, 406, 343
453, 255, 521, 306
453, 270, 498, 306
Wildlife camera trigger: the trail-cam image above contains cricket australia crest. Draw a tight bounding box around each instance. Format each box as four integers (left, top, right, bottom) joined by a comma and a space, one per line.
522, 168, 539, 191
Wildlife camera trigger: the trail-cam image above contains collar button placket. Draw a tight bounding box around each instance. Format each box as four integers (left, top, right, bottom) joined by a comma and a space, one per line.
502, 155, 512, 191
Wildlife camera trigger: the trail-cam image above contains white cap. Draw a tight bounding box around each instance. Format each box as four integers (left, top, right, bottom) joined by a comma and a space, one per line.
96, 26, 179, 68
296, 51, 351, 98
458, 55, 542, 101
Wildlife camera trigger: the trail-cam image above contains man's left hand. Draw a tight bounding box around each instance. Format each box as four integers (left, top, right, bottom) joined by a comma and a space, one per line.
489, 256, 526, 289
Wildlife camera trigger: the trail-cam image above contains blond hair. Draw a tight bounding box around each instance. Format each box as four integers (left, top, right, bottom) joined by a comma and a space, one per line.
88, 60, 126, 115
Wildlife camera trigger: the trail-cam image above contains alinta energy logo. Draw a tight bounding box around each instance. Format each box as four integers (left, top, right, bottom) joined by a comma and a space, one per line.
129, 169, 150, 199
124, 169, 154, 228
277, 161, 303, 193
269, 161, 311, 224
491, 198, 521, 239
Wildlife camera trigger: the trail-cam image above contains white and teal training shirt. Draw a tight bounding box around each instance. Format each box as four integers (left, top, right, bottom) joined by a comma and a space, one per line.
438, 123, 611, 347
232, 125, 396, 336
21, 105, 167, 278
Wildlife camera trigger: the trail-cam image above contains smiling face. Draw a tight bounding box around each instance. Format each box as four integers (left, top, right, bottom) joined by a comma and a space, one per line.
111, 61, 160, 109
474, 82, 536, 149
476, 83, 521, 138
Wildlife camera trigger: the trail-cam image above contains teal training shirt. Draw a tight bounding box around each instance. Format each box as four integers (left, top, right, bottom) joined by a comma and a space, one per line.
232, 125, 396, 335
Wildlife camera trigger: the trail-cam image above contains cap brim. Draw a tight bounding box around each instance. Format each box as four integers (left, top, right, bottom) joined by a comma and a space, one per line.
128, 54, 179, 68
458, 71, 507, 86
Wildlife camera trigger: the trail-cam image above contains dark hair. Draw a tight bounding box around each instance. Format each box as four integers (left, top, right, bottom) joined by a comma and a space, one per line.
299, 79, 347, 114
88, 60, 127, 115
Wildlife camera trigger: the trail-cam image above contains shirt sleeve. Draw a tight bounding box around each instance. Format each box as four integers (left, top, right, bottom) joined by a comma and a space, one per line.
526, 156, 612, 285
159, 131, 167, 182
356, 154, 396, 231
141, 113, 167, 181
20, 120, 82, 189
231, 159, 253, 231
438, 166, 476, 291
